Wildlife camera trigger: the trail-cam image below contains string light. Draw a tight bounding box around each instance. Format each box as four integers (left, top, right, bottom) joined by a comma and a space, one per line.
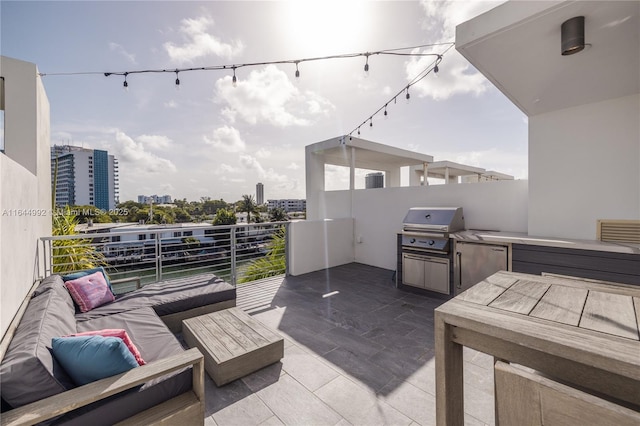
123, 72, 128, 91
175, 70, 180, 89
42, 43, 452, 89
348, 45, 452, 137
232, 66, 237, 87
364, 54, 370, 77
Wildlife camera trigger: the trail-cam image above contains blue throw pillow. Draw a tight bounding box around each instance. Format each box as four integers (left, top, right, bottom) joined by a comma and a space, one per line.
62, 267, 113, 294
51, 335, 139, 386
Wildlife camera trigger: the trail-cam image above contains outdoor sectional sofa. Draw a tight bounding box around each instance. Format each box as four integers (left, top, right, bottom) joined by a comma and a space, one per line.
0, 272, 236, 425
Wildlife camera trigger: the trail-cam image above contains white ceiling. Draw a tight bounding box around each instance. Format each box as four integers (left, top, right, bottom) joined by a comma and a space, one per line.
456, 1, 640, 116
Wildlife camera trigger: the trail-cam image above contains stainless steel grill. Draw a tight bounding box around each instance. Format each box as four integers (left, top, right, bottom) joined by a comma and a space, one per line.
397, 207, 464, 295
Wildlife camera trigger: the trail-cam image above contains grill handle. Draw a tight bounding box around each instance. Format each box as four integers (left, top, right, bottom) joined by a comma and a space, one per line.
456, 251, 462, 289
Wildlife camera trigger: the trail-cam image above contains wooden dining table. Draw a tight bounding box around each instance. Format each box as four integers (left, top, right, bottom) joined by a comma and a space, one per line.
434, 271, 640, 425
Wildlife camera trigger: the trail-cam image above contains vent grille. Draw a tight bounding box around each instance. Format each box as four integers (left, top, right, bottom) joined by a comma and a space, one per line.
597, 220, 640, 243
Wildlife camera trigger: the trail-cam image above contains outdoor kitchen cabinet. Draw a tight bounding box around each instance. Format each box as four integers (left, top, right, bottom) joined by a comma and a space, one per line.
454, 241, 509, 295
402, 253, 450, 294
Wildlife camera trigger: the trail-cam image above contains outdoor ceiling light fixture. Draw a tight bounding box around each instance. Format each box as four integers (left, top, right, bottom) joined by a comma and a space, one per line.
561, 16, 586, 55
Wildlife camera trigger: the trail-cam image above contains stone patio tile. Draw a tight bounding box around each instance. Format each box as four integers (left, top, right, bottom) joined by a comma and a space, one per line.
368, 348, 431, 382
204, 374, 253, 415
258, 415, 285, 426
212, 394, 274, 426
204, 415, 218, 426
463, 382, 495, 425
465, 413, 489, 426
320, 326, 385, 358
256, 374, 342, 425
464, 347, 495, 370
280, 323, 339, 355
378, 377, 436, 426
315, 376, 412, 426
464, 361, 494, 395
241, 362, 285, 393
322, 347, 394, 392
281, 345, 340, 391
404, 357, 437, 396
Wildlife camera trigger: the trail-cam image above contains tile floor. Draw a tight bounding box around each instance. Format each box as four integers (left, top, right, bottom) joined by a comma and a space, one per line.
201, 263, 495, 426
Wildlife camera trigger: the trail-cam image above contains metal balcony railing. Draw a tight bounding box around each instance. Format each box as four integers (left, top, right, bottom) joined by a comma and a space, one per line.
41, 222, 289, 292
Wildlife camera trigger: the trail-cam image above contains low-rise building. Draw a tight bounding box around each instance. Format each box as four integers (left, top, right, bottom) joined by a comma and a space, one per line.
267, 199, 306, 212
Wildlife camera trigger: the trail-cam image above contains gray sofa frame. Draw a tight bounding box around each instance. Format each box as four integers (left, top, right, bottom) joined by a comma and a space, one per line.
0, 272, 237, 425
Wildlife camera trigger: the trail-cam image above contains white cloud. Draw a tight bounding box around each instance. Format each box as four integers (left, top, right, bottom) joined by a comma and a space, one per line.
164, 16, 243, 63
214, 163, 241, 175
286, 162, 300, 170
204, 125, 246, 153
113, 131, 177, 173
160, 183, 175, 192
407, 1, 502, 100
239, 154, 288, 182
255, 148, 271, 158
137, 134, 172, 150
109, 42, 136, 63
215, 65, 334, 127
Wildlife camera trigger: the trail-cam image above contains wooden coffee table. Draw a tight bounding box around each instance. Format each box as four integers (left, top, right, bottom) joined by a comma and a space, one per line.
182, 307, 284, 386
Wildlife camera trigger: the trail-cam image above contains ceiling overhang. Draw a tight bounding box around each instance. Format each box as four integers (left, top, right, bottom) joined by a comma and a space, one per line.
456, 1, 640, 116
307, 136, 434, 170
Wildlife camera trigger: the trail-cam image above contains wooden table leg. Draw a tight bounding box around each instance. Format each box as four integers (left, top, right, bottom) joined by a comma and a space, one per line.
435, 311, 464, 426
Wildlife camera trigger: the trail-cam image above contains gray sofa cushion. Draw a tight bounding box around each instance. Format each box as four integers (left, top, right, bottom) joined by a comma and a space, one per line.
75, 273, 236, 321
57, 307, 191, 425
0, 277, 77, 408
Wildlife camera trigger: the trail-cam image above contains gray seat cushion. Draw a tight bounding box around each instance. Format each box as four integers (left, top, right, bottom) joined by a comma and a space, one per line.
0, 276, 77, 408
75, 273, 236, 321
56, 307, 191, 425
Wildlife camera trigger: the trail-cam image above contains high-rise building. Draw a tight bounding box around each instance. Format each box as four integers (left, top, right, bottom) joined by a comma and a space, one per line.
256, 182, 264, 205
51, 145, 119, 210
365, 172, 384, 189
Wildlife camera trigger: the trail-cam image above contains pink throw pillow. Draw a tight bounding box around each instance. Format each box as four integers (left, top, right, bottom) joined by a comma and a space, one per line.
70, 329, 146, 366
64, 271, 115, 312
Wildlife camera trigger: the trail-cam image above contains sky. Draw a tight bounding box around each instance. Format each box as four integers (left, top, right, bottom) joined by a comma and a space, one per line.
1, 1, 527, 203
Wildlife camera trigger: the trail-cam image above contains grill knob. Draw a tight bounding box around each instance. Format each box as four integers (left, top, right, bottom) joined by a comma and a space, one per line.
410, 238, 416, 244
429, 240, 435, 246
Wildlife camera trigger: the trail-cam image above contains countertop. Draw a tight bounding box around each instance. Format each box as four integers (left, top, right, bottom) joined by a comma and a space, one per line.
452, 230, 640, 255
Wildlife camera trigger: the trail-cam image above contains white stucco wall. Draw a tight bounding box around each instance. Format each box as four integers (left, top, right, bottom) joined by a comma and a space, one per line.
0, 57, 51, 338
288, 218, 355, 276
529, 94, 640, 240
315, 180, 528, 270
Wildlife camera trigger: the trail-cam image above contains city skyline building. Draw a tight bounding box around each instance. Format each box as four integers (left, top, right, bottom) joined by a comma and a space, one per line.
365, 172, 384, 189
137, 194, 173, 204
51, 145, 119, 210
256, 182, 264, 205
267, 199, 306, 212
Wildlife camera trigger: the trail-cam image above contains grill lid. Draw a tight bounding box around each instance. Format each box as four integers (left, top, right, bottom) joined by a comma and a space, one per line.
402, 207, 465, 233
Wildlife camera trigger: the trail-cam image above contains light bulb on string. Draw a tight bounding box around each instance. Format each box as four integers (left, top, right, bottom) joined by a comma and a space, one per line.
123, 73, 129, 92
384, 105, 388, 119
405, 87, 411, 103
364, 54, 370, 78
369, 118, 373, 128
232, 67, 237, 87
175, 71, 180, 90
294, 62, 300, 79
434, 55, 441, 76
357, 127, 361, 136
